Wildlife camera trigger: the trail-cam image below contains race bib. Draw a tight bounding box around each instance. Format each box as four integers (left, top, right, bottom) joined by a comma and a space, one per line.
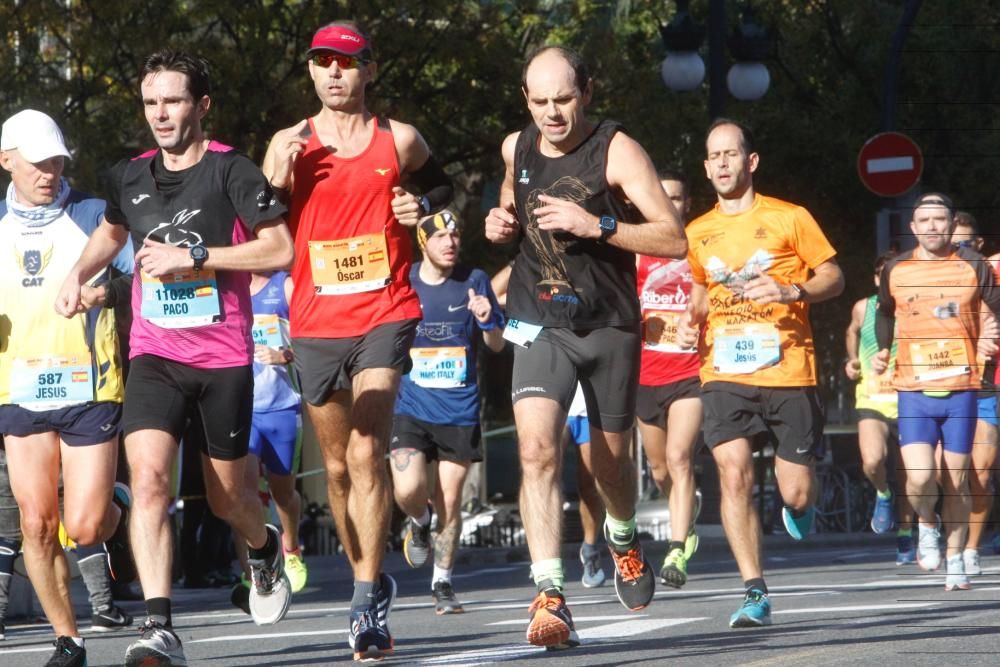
309, 233, 391, 295
141, 269, 221, 328
410, 347, 467, 388
252, 313, 284, 349
643, 310, 694, 354
866, 370, 897, 402
911, 339, 971, 383
10, 356, 93, 411
502, 319, 543, 348
713, 324, 781, 374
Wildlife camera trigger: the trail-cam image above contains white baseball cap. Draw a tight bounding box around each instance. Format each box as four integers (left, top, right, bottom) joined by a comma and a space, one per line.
0, 109, 71, 163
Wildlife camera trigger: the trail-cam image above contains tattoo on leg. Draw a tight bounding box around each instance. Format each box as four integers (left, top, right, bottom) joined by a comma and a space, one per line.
391, 449, 418, 472
434, 519, 461, 568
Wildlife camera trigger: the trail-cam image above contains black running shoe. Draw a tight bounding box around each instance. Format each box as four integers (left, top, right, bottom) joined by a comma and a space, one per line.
606, 527, 655, 611
432, 580, 464, 615
247, 524, 291, 626
350, 607, 393, 661
91, 603, 133, 632
45, 636, 85, 666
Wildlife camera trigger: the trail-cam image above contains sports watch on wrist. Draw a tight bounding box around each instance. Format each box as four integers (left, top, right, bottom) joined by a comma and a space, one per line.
190, 244, 209, 271
598, 215, 617, 241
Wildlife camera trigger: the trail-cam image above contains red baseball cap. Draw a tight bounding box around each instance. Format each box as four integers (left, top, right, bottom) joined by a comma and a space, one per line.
307, 25, 372, 59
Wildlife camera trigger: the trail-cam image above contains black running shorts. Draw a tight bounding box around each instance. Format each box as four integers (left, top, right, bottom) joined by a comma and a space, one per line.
635, 376, 702, 427
510, 325, 640, 433
701, 381, 824, 465
293, 319, 419, 406
122, 354, 253, 461
389, 414, 483, 463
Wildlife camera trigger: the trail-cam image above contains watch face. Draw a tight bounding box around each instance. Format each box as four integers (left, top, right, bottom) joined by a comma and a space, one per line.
190, 245, 208, 260
599, 216, 616, 232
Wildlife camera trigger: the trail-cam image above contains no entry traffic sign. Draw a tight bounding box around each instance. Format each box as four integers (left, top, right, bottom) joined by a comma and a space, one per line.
857, 132, 923, 197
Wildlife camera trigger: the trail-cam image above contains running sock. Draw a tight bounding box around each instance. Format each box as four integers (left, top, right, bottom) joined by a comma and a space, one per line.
351, 580, 378, 611
432, 565, 452, 587
744, 578, 768, 595
0, 537, 15, 621
76, 543, 113, 614
668, 540, 685, 554
69, 637, 84, 648
876, 488, 892, 500
897, 527, 913, 537
531, 559, 565, 592
604, 513, 637, 547
248, 526, 277, 560
413, 506, 431, 527
146, 597, 172, 627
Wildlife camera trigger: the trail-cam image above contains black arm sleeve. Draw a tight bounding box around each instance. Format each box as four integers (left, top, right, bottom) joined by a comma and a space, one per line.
405, 154, 453, 214
103, 270, 133, 310
875, 262, 896, 350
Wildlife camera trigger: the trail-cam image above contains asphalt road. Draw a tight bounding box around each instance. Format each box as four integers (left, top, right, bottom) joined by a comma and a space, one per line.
2, 530, 999, 666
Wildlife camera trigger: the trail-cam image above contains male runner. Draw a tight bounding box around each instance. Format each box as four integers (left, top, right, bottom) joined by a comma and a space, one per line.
951, 217, 999, 575
485, 45, 686, 649
844, 252, 916, 563
0, 109, 134, 666
874, 193, 1000, 590
678, 118, 844, 628
635, 170, 703, 589
56, 50, 295, 666
231, 270, 307, 614
391, 210, 504, 615
262, 19, 452, 661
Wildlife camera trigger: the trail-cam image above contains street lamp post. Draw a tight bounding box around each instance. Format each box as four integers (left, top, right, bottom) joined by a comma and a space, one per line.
660, 0, 773, 118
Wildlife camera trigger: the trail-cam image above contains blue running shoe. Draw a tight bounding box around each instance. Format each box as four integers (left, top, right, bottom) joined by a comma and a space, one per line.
781, 506, 814, 541
870, 492, 895, 534
729, 589, 771, 628
896, 533, 916, 565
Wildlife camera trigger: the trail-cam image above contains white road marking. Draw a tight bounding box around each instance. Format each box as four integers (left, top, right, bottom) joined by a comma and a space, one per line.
703, 590, 840, 601
867, 156, 915, 173
188, 628, 346, 644
773, 602, 939, 615
487, 614, 648, 626
453, 567, 525, 580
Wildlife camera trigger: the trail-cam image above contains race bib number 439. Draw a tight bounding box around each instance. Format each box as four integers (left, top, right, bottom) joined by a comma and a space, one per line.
141, 269, 221, 329
713, 324, 781, 374
309, 232, 391, 295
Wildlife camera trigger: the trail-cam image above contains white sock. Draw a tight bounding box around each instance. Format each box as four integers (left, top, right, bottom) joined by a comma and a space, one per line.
413, 507, 431, 527
432, 565, 452, 588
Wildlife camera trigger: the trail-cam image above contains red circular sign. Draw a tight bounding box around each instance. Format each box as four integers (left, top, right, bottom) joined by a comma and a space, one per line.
857, 132, 923, 197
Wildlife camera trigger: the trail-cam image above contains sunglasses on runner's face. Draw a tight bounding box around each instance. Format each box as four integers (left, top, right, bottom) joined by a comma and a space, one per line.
311, 53, 367, 69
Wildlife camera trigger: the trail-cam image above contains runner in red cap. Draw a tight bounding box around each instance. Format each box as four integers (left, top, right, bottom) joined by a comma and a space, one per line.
263, 19, 452, 663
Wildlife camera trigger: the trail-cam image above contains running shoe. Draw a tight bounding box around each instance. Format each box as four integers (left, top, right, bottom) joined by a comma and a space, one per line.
91, 603, 133, 632
781, 505, 814, 541
963, 548, 982, 576
0, 622, 5, 641
125, 618, 187, 667
869, 492, 895, 534
579, 544, 606, 588
526, 587, 579, 650
247, 524, 291, 626
992, 533, 1000, 555
432, 580, 465, 615
105, 483, 137, 583
402, 512, 432, 568
285, 552, 309, 593
917, 521, 942, 571
660, 547, 688, 589
945, 554, 972, 591
896, 533, 916, 565
348, 573, 396, 651
45, 636, 85, 667
351, 606, 393, 662
605, 527, 655, 611
729, 588, 772, 628
230, 575, 251, 615
684, 528, 700, 560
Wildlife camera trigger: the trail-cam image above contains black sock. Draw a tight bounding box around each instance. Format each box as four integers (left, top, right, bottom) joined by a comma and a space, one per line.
351, 580, 377, 611
744, 578, 768, 595
668, 540, 685, 553
248, 526, 276, 560
146, 597, 172, 627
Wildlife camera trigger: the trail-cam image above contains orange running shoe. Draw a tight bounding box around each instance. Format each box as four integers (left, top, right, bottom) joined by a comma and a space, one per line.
526, 588, 580, 650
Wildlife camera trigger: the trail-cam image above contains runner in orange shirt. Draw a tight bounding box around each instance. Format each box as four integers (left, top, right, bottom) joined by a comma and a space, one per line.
677, 118, 844, 628
873, 193, 1000, 590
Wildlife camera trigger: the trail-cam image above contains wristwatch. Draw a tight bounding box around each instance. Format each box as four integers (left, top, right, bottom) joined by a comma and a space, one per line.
190, 244, 209, 271
789, 283, 806, 302
419, 195, 431, 217
598, 215, 617, 241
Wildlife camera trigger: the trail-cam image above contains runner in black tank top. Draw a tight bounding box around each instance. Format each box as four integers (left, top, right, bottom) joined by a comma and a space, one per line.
484, 45, 687, 650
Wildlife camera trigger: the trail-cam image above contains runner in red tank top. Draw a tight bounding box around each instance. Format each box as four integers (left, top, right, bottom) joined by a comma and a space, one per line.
262, 19, 452, 662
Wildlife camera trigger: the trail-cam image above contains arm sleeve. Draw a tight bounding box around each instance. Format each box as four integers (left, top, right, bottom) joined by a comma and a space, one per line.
405, 154, 453, 215
875, 262, 896, 350
225, 154, 289, 232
